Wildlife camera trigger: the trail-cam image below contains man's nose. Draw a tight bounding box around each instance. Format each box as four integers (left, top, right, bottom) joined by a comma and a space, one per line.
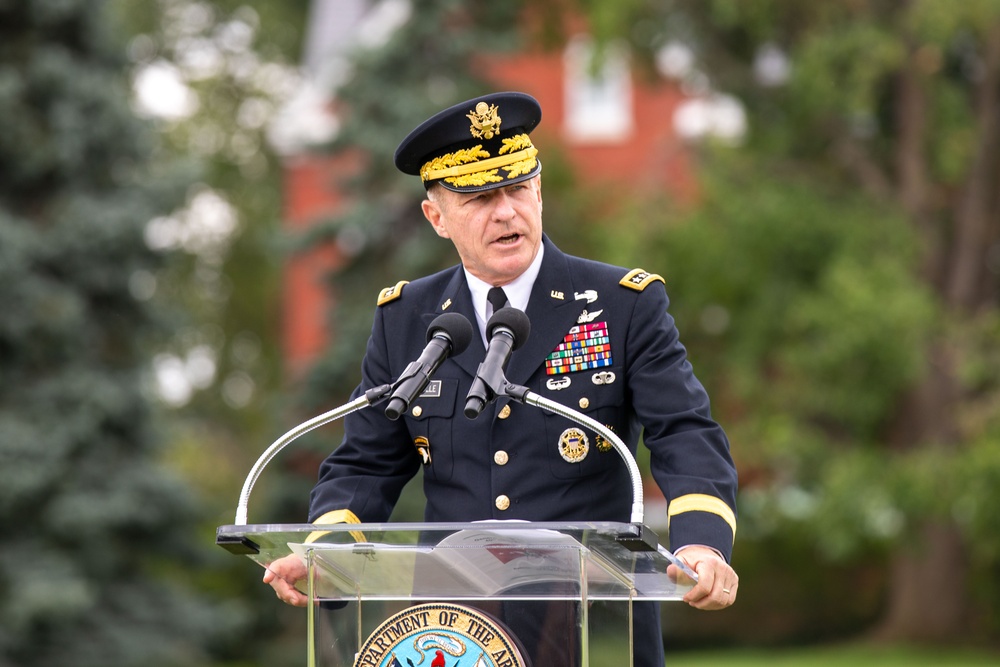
491, 190, 516, 220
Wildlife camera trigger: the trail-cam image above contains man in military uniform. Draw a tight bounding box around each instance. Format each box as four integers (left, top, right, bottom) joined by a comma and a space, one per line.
264, 92, 739, 665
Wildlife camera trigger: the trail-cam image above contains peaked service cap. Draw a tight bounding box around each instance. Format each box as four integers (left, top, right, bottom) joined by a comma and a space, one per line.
394, 91, 542, 193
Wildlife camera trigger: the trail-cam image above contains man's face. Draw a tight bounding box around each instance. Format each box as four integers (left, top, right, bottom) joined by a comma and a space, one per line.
421, 176, 543, 287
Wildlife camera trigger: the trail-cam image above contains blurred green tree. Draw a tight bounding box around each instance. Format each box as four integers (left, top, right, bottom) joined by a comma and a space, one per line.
287, 0, 1000, 648
567, 0, 1000, 644
113, 1, 315, 664
0, 0, 231, 664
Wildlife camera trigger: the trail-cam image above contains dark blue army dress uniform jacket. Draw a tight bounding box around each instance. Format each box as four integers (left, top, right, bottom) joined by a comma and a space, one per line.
308, 235, 737, 666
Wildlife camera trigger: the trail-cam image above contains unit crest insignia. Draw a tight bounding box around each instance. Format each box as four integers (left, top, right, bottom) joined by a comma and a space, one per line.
354, 603, 525, 667
595, 424, 616, 453
414, 436, 431, 465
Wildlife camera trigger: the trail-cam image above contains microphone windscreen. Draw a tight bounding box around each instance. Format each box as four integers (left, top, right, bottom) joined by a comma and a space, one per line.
486, 307, 531, 350
427, 312, 474, 354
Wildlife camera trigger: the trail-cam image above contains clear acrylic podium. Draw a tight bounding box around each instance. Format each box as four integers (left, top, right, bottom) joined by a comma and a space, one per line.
217, 520, 696, 667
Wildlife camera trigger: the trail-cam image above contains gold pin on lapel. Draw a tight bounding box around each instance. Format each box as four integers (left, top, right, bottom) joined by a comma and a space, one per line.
441, 298, 452, 310
551, 290, 564, 300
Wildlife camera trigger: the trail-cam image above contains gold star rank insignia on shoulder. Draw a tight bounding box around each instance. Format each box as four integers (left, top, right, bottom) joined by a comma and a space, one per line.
620, 268, 665, 291
376, 280, 409, 306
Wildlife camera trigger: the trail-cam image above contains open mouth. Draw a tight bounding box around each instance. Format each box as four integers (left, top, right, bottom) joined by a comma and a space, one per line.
495, 233, 521, 245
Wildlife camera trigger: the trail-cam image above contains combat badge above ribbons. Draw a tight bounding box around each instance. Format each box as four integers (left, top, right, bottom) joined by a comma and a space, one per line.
544, 321, 612, 376
354, 603, 526, 667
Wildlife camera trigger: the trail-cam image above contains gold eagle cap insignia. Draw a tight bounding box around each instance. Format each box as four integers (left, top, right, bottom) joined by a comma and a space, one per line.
467, 101, 501, 140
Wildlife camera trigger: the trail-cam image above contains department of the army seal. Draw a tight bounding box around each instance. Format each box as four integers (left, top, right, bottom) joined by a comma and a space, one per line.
354, 603, 527, 667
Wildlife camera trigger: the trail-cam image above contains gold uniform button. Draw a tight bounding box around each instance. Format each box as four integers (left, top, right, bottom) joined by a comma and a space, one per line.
578, 397, 590, 409
498, 404, 512, 419
494, 450, 509, 465
411, 405, 423, 417
495, 495, 510, 511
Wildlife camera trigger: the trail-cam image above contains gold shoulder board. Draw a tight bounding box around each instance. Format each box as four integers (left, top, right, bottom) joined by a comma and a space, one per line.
620, 269, 665, 292
376, 280, 409, 306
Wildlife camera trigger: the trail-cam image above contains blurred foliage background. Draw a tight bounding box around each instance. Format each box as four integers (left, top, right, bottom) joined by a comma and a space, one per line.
2, 0, 999, 665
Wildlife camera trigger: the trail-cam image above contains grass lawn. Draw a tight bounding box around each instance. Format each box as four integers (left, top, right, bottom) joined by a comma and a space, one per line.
662, 644, 1000, 666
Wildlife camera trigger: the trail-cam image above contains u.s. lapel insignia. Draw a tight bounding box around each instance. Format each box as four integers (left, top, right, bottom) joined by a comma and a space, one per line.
577, 308, 604, 324
550, 290, 564, 300
546, 376, 571, 391
441, 298, 452, 310
544, 321, 612, 375
414, 436, 431, 465
559, 427, 590, 463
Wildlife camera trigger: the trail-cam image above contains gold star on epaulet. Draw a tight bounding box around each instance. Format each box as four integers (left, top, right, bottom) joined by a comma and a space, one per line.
619, 269, 665, 291
376, 280, 409, 306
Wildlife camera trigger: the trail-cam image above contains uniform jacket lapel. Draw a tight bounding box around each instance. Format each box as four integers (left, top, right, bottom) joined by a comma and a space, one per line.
420, 267, 484, 380
506, 237, 585, 386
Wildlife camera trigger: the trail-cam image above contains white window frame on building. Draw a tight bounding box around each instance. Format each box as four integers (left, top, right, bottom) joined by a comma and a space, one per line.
563, 35, 633, 144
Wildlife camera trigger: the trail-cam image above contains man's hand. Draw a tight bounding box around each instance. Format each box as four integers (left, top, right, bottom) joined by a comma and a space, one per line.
669, 545, 738, 610
262, 553, 309, 607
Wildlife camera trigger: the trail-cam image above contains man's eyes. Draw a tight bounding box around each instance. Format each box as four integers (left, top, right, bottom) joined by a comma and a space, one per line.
464, 185, 526, 204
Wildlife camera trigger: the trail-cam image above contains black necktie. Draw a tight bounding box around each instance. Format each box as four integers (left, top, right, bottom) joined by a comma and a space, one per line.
487, 286, 509, 315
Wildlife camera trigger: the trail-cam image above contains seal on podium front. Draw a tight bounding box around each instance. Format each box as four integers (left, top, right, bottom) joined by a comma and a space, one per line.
354, 603, 527, 667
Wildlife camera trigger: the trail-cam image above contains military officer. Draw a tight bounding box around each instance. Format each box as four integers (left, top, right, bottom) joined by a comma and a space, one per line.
264, 92, 739, 666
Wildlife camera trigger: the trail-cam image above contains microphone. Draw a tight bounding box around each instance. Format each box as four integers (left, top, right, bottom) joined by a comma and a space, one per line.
464, 307, 531, 419
384, 312, 474, 420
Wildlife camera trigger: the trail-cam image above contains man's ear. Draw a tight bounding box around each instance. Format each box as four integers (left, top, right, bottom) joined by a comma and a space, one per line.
421, 198, 450, 239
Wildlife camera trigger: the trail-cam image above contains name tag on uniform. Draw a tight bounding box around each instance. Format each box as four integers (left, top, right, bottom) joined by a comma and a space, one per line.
419, 380, 442, 398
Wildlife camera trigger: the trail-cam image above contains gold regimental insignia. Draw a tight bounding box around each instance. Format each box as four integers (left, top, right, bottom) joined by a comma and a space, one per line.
468, 101, 502, 139
558, 427, 590, 463
619, 268, 665, 292
595, 424, 616, 453
377, 280, 409, 306
354, 602, 526, 667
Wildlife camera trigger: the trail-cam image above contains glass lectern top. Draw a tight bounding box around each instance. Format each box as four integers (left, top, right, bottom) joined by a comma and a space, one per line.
217, 521, 696, 602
